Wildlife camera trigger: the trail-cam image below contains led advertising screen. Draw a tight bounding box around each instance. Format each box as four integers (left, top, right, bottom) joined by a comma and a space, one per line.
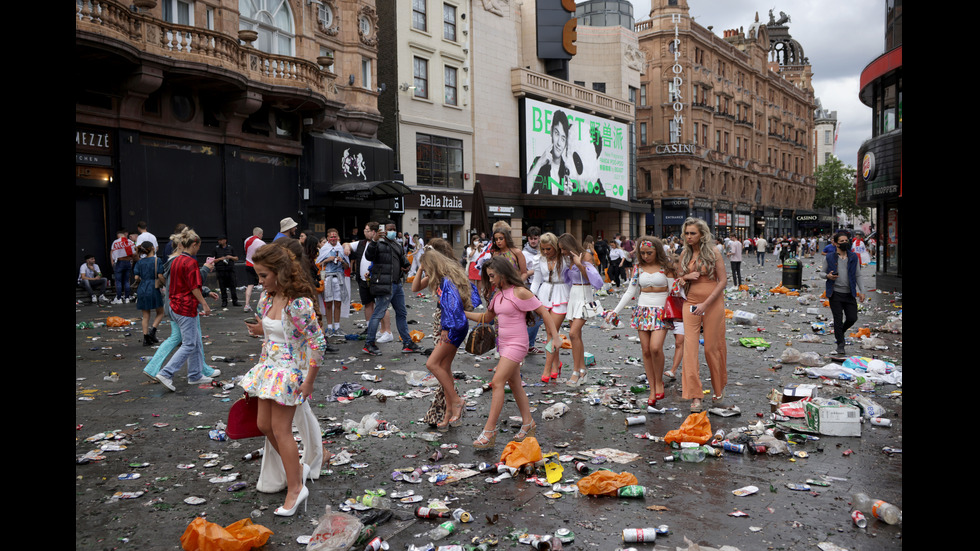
523, 98, 629, 202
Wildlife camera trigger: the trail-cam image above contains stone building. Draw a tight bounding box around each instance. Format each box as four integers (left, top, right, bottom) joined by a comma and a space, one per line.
75, 0, 395, 271
634, 0, 816, 241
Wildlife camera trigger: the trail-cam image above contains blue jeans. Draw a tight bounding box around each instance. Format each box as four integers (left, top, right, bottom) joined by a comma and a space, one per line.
527, 314, 544, 348
367, 283, 411, 347
114, 260, 132, 298
143, 317, 215, 378
757, 252, 765, 266
159, 312, 205, 381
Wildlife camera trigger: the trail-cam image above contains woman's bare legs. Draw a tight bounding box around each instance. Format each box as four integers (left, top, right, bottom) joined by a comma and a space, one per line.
257, 399, 302, 509
542, 311, 566, 380
427, 336, 462, 425
567, 318, 586, 383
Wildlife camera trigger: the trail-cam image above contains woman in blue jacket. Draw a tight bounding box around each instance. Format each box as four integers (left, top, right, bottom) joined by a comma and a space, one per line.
823, 231, 865, 355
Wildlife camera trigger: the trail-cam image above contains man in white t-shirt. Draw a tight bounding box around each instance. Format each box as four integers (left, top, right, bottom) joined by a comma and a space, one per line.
135, 221, 158, 258
79, 254, 109, 304
243, 227, 265, 312
755, 236, 768, 266
727, 238, 743, 288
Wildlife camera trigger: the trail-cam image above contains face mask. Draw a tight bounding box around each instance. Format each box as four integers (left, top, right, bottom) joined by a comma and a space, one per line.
838, 241, 851, 251
387, 231, 397, 240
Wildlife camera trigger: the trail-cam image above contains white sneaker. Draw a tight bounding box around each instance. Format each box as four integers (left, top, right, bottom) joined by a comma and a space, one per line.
189, 376, 214, 385
111, 297, 122, 305
156, 374, 176, 391
91, 295, 98, 304
124, 297, 131, 303
206, 368, 221, 378
98, 294, 109, 303
377, 331, 394, 343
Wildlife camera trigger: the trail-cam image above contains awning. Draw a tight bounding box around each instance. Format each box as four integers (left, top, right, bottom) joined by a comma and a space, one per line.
329, 179, 413, 199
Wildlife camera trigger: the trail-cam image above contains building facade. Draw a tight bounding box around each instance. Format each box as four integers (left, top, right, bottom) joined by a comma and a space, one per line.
634, 0, 816, 241
857, 0, 902, 291
75, 0, 396, 272
469, 0, 645, 244
376, 0, 475, 253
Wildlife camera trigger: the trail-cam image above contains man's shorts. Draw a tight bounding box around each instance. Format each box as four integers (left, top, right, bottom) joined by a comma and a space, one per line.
245, 265, 258, 286
357, 279, 375, 306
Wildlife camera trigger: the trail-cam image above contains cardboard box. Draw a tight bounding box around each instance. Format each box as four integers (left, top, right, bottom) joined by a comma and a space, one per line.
584, 352, 596, 366
782, 384, 818, 403
804, 398, 861, 437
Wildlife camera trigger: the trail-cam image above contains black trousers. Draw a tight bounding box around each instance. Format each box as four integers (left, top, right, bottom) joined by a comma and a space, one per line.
217, 270, 239, 305
730, 261, 742, 287
828, 291, 858, 346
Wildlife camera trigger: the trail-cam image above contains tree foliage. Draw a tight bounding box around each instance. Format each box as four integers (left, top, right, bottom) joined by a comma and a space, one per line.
813, 157, 868, 219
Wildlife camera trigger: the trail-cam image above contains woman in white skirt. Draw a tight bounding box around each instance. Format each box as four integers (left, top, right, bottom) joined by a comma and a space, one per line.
530, 232, 570, 382
557, 233, 604, 386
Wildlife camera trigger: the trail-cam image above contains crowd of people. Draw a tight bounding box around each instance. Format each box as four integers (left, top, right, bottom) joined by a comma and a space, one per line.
78, 215, 875, 515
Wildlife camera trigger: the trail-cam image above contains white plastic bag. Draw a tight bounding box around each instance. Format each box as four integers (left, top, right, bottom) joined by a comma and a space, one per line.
306, 506, 363, 551
780, 347, 802, 364
798, 351, 823, 367
343, 412, 380, 436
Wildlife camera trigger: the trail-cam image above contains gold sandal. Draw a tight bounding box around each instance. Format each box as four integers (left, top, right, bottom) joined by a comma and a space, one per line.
516, 421, 537, 441
473, 429, 498, 450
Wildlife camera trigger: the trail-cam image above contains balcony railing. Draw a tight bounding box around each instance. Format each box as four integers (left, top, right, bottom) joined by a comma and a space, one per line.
76, 0, 332, 96
511, 68, 634, 122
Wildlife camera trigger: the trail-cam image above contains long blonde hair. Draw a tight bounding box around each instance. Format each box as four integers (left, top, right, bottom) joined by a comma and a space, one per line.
421, 248, 473, 310
679, 218, 718, 279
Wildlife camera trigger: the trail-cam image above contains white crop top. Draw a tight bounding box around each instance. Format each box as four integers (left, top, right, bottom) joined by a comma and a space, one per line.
612, 270, 674, 314
262, 316, 287, 343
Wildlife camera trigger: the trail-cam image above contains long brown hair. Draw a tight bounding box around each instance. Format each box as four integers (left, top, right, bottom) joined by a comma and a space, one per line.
635, 235, 675, 277
481, 256, 534, 326
421, 248, 473, 310
252, 243, 317, 303
679, 217, 718, 279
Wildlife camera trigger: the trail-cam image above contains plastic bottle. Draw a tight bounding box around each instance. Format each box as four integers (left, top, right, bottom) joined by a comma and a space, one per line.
422, 520, 456, 540
851, 492, 902, 524
665, 448, 705, 463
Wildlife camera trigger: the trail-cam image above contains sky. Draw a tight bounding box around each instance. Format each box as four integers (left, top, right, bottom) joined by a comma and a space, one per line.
623, 0, 886, 168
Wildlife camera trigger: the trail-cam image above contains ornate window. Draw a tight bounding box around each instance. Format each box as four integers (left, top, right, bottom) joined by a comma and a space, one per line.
239, 0, 295, 56
317, 1, 339, 35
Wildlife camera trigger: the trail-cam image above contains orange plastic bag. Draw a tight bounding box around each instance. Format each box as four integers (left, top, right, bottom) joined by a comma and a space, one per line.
724, 309, 734, 319
180, 517, 273, 551
409, 330, 425, 343
664, 411, 712, 445
738, 284, 749, 291
500, 437, 543, 468
576, 470, 639, 496
850, 327, 871, 338
786, 290, 800, 296
560, 334, 572, 349
769, 284, 787, 294
350, 302, 363, 312
603, 268, 611, 283
106, 316, 130, 327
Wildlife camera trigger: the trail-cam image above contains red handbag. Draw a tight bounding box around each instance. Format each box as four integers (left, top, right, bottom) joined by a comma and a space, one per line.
226, 394, 263, 439
663, 279, 684, 322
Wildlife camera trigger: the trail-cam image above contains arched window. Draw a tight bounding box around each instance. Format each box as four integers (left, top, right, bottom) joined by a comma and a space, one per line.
240, 0, 294, 56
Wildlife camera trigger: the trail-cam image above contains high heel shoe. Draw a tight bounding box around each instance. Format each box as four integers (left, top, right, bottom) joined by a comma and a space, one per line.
274, 485, 309, 517
302, 463, 315, 485
647, 396, 658, 408
473, 429, 498, 450
516, 421, 536, 441
540, 371, 550, 383
568, 369, 588, 387
551, 362, 562, 380
438, 403, 464, 430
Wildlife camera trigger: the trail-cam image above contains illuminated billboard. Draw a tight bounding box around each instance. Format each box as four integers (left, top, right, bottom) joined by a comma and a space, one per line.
523, 98, 629, 202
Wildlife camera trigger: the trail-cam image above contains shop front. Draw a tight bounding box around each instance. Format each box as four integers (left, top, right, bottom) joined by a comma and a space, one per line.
404, 191, 473, 254
305, 130, 409, 239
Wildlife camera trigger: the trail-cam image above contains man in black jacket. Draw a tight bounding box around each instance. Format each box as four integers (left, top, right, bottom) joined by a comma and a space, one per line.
362, 221, 420, 355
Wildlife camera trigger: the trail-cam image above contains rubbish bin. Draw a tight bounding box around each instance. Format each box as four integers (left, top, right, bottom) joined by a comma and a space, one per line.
781, 258, 802, 289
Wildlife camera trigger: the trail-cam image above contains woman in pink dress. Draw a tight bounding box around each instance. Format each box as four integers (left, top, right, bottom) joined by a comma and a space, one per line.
465, 257, 559, 449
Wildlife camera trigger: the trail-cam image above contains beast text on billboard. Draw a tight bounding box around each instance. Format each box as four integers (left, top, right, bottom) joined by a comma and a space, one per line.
523, 98, 629, 202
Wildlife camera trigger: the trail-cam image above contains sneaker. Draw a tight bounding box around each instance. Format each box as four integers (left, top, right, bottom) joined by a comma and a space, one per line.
156, 373, 176, 391
402, 342, 421, 354
206, 368, 222, 378
528, 347, 544, 355
243, 305, 252, 312
111, 297, 123, 305
98, 294, 109, 304
377, 331, 394, 343
362, 344, 381, 356
124, 297, 131, 303
91, 295, 98, 304
189, 376, 214, 385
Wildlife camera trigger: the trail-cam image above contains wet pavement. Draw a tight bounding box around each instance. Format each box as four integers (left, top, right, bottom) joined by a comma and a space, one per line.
75, 255, 902, 550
